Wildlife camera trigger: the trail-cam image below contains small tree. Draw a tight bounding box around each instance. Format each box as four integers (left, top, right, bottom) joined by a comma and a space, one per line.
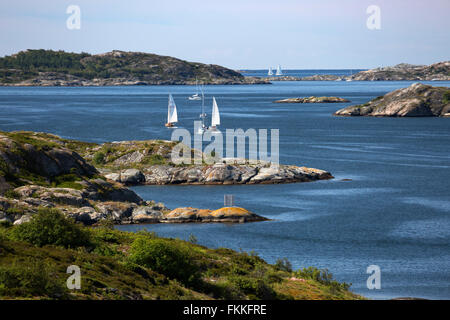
128, 238, 199, 286
10, 208, 91, 248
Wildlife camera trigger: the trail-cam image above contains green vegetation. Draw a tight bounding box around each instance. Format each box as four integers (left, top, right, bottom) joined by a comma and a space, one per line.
294, 267, 351, 291
443, 90, 450, 104
0, 208, 362, 300
0, 49, 243, 84
93, 151, 106, 165
0, 257, 68, 298
10, 208, 91, 248
128, 237, 200, 286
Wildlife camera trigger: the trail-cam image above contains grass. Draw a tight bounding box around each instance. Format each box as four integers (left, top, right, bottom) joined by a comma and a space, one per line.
0, 209, 363, 300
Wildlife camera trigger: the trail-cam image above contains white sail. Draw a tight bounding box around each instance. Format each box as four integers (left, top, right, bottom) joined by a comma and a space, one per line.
268, 67, 273, 76
275, 65, 283, 76
211, 97, 220, 127
167, 94, 178, 124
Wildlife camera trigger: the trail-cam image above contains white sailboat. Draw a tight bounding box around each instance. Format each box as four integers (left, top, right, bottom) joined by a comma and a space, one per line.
209, 97, 220, 130
188, 80, 202, 100
346, 69, 353, 82
165, 93, 178, 127
268, 67, 273, 76
275, 65, 283, 76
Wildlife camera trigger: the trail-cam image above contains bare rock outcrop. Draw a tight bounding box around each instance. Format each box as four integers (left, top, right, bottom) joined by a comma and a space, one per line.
334, 83, 450, 117
162, 207, 268, 223
275, 96, 349, 103
104, 163, 333, 186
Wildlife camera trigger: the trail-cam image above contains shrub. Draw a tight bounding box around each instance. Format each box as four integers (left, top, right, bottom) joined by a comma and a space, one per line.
3, 189, 20, 199
0, 258, 67, 298
443, 90, 450, 104
51, 173, 84, 190
9, 208, 91, 248
142, 154, 165, 165
275, 258, 292, 273
93, 152, 105, 165
228, 275, 277, 299
188, 233, 198, 244
128, 237, 199, 286
294, 267, 351, 291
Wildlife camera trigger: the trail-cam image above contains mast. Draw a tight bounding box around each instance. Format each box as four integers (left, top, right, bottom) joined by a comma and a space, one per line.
200, 85, 205, 128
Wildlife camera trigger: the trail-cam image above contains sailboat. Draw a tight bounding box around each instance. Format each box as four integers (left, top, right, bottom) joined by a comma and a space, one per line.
268, 67, 273, 76
188, 80, 202, 100
197, 86, 207, 134
165, 93, 178, 127
209, 97, 220, 131
346, 69, 353, 82
275, 65, 283, 76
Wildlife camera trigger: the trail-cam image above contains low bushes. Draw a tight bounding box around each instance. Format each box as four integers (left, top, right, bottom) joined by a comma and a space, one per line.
10, 208, 91, 248
294, 266, 351, 291
128, 237, 200, 286
0, 257, 67, 298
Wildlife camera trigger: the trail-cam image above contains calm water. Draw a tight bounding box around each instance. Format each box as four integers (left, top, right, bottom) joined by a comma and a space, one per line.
241, 69, 367, 78
1, 76, 449, 299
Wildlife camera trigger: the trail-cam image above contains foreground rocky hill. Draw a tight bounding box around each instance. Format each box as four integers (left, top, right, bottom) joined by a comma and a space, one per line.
0, 210, 362, 300
334, 83, 450, 117
0, 49, 268, 86
349, 61, 450, 81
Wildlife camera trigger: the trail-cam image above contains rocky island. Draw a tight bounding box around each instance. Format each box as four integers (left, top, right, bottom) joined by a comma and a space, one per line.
0, 49, 269, 86
0, 131, 271, 225
334, 83, 450, 117
275, 96, 350, 103
348, 61, 450, 81
0, 131, 332, 225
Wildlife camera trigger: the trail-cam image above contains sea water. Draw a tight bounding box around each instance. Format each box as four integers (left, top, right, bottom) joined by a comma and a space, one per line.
1, 76, 449, 299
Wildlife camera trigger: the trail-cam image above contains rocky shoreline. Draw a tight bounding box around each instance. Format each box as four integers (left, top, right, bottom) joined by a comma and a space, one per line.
334, 83, 450, 117
348, 61, 450, 81
274, 96, 349, 103
0, 74, 270, 86
103, 164, 333, 186
0, 131, 333, 226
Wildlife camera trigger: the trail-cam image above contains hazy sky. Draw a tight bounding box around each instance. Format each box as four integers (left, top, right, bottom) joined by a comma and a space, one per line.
1, 0, 449, 69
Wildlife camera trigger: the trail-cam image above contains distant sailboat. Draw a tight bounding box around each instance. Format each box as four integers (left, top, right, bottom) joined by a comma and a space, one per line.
346, 69, 353, 82
189, 80, 202, 100
210, 97, 220, 130
165, 94, 178, 127
268, 67, 273, 76
275, 65, 283, 76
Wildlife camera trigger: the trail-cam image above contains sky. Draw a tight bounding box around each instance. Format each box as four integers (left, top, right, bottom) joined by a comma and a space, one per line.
0, 0, 449, 69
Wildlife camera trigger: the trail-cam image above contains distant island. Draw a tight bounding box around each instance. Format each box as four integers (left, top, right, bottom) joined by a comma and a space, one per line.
0, 49, 269, 86
274, 96, 349, 103
260, 61, 450, 81
334, 83, 450, 117
348, 61, 450, 81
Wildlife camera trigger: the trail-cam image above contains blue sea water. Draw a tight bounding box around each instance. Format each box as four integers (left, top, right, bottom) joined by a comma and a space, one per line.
0, 75, 449, 299
241, 69, 366, 78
